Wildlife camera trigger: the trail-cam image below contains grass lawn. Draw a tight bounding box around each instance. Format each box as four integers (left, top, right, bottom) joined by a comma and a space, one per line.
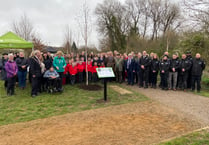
0, 81, 148, 126
159, 129, 209, 145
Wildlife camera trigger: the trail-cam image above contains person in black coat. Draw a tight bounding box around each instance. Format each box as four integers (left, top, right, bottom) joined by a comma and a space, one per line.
159, 55, 170, 90
135, 53, 142, 87
186, 51, 193, 89
43, 52, 53, 70
0, 53, 8, 89
15, 52, 28, 89
125, 53, 135, 85
178, 54, 192, 91
30, 50, 42, 97
191, 53, 205, 92
150, 54, 159, 89
168, 54, 180, 90
140, 51, 151, 88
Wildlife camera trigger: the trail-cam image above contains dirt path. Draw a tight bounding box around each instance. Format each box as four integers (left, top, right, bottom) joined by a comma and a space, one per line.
127, 85, 209, 126
0, 102, 200, 145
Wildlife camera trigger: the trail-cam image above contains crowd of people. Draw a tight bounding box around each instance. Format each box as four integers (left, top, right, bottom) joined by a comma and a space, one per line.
0, 49, 206, 98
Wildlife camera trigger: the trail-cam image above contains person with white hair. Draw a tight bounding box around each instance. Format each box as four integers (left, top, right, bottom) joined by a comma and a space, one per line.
30, 50, 42, 98
5, 53, 18, 96
125, 53, 135, 85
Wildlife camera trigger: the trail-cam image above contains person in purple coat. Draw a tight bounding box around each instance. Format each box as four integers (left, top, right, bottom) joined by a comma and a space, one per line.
5, 53, 18, 96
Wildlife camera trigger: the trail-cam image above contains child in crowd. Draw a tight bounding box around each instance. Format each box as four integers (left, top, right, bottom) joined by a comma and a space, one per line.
69, 62, 78, 85
92, 61, 99, 82
65, 59, 72, 85
86, 60, 92, 81
77, 60, 85, 83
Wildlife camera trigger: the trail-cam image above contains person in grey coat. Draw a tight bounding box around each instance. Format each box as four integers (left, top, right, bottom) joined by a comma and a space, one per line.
114, 53, 124, 83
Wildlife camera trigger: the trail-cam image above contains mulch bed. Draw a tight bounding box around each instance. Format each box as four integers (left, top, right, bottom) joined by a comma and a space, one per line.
78, 84, 102, 91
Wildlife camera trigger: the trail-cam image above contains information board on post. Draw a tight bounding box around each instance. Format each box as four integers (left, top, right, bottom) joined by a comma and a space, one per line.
96, 67, 115, 78
96, 67, 115, 101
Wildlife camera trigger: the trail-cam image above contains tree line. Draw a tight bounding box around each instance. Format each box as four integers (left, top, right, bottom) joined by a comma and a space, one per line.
95, 0, 209, 63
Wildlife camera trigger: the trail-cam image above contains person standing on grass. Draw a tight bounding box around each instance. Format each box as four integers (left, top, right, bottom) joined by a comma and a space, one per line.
0, 53, 8, 89
5, 53, 18, 96
191, 53, 205, 93
53, 51, 66, 92
30, 50, 42, 98
15, 51, 28, 89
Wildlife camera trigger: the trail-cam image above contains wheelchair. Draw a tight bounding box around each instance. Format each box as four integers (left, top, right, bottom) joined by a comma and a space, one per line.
46, 77, 60, 93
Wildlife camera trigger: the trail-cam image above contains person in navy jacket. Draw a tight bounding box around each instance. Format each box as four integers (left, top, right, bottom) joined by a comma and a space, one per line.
125, 53, 135, 85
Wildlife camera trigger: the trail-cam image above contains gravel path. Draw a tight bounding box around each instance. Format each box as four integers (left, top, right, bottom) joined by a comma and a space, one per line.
127, 85, 209, 126
0, 102, 200, 145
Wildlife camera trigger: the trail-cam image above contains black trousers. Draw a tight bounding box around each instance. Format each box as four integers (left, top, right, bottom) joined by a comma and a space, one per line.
138, 71, 143, 87
58, 72, 64, 90
7, 76, 16, 95
179, 72, 188, 90
161, 72, 168, 89
192, 75, 201, 91
92, 73, 98, 82
187, 70, 192, 89
151, 72, 158, 87
31, 77, 41, 95
141, 69, 149, 87
88, 72, 92, 82
4, 80, 8, 89
134, 71, 138, 84
127, 70, 134, 85
78, 72, 84, 83
70, 75, 76, 85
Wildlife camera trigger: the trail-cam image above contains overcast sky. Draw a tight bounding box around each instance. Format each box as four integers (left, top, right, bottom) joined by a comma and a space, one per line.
0, 0, 126, 48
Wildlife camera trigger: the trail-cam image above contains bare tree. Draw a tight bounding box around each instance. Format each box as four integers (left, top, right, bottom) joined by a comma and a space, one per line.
183, 0, 209, 33
95, 0, 129, 51
140, 0, 150, 38
12, 14, 34, 41
63, 24, 72, 55
125, 0, 141, 35
160, 0, 181, 34
77, 0, 92, 85
148, 0, 162, 40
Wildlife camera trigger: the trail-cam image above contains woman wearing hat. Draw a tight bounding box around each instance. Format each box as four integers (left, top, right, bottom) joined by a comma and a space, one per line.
53, 51, 66, 92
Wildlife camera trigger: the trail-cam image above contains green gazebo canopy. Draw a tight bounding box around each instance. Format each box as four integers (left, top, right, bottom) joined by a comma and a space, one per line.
0, 31, 33, 49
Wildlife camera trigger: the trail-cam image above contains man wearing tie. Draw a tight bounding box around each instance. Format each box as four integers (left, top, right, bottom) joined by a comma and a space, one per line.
125, 53, 135, 85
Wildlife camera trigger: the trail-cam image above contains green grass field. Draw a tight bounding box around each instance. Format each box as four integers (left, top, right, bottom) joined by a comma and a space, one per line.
0, 81, 148, 126
159, 129, 209, 145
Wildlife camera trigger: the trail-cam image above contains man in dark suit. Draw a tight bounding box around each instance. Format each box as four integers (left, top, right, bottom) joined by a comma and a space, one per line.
125, 53, 135, 85
140, 51, 151, 88
30, 50, 42, 98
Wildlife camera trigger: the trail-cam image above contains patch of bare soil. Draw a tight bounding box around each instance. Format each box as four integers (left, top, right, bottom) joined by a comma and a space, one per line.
78, 84, 102, 91
0, 101, 200, 145
110, 85, 133, 95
